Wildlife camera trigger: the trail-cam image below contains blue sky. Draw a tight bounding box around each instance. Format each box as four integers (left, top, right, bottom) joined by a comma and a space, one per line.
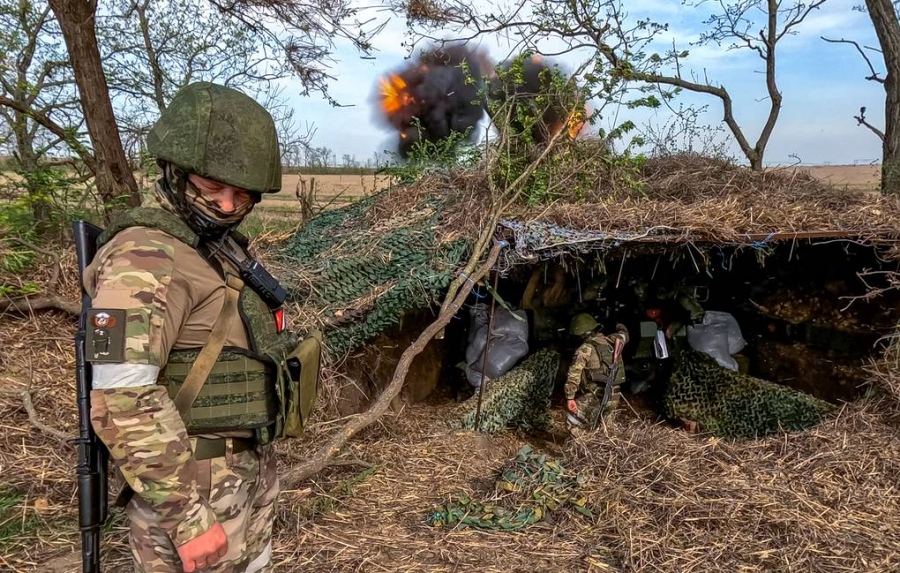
281, 0, 886, 167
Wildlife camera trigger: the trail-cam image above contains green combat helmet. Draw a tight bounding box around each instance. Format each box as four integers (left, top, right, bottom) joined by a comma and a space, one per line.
147, 82, 281, 237
569, 313, 599, 337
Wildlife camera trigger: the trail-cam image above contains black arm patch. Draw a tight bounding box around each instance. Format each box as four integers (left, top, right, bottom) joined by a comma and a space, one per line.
85, 309, 127, 363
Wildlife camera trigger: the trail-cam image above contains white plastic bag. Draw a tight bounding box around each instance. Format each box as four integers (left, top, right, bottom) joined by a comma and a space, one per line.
686, 311, 746, 371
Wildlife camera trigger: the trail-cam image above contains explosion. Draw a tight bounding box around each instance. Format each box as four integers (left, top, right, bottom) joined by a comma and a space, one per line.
374, 46, 590, 156
374, 44, 492, 157
490, 55, 590, 144
379, 73, 414, 115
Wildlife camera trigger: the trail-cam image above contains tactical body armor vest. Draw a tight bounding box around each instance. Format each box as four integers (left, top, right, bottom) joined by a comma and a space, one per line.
99, 207, 316, 444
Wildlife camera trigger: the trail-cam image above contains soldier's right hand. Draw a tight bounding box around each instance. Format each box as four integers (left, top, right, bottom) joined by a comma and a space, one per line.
567, 399, 578, 414
177, 522, 228, 572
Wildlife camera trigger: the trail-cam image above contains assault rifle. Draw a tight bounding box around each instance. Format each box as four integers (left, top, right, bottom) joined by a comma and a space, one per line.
589, 335, 625, 429
73, 220, 108, 573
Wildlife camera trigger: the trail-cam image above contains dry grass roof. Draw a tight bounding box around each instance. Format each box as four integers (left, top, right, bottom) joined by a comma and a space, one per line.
366, 154, 900, 255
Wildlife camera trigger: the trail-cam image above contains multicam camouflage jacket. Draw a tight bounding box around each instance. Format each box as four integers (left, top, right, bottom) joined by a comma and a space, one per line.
565, 331, 627, 400
83, 207, 294, 546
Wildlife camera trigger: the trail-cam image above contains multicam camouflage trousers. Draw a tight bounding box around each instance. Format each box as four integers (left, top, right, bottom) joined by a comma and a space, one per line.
127, 443, 278, 573
567, 362, 626, 431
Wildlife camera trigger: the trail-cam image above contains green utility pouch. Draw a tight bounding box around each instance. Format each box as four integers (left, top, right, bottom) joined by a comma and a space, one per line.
282, 331, 323, 437
254, 330, 322, 441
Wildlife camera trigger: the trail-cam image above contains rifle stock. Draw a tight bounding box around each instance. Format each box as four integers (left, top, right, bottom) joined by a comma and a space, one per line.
73, 220, 108, 573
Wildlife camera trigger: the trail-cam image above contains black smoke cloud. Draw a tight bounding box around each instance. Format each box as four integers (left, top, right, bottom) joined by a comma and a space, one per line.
489, 55, 581, 144
374, 43, 493, 157
374, 47, 584, 156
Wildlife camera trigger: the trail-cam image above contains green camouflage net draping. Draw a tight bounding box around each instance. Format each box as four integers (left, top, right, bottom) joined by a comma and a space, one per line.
427, 445, 591, 531
446, 348, 560, 433
665, 348, 835, 439
275, 193, 469, 356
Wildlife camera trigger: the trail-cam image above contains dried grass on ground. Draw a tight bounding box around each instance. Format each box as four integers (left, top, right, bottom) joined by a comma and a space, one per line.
3, 293, 900, 571
271, 400, 900, 573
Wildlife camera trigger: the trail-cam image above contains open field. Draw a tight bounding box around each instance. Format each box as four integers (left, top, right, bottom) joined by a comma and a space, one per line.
267, 173, 393, 204
780, 164, 880, 191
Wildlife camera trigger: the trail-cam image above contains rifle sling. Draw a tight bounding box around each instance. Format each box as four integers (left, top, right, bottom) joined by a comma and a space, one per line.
172, 274, 245, 419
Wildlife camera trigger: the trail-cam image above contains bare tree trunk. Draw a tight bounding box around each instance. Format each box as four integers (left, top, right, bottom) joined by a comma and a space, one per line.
48, 0, 141, 215
866, 0, 900, 196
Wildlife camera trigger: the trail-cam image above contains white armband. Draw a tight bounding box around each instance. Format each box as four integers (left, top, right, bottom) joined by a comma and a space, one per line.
92, 363, 160, 389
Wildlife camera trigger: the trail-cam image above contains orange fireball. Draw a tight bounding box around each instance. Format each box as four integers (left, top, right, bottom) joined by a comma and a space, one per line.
548, 105, 591, 140
379, 73, 415, 116
567, 104, 591, 138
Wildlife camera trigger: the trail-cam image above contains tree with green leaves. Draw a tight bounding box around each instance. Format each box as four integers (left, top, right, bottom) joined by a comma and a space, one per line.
0, 0, 89, 234
0, 0, 382, 222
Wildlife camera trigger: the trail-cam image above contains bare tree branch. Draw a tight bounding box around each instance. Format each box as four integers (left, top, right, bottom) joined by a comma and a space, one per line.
855, 106, 886, 140
0, 387, 72, 443
0, 238, 79, 316
284, 239, 504, 484
822, 36, 885, 83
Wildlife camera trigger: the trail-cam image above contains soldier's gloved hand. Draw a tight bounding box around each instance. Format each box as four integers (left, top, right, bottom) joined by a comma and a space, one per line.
567, 399, 578, 414
177, 521, 228, 572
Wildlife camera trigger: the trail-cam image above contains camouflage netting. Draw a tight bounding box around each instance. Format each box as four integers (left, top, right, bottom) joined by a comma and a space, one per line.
275, 191, 470, 356
666, 348, 836, 439
446, 348, 560, 433
427, 445, 591, 531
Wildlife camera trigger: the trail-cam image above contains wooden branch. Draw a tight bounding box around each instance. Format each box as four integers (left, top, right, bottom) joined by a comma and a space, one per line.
854, 112, 886, 140
0, 388, 72, 443
6, 237, 62, 289
637, 72, 757, 166
282, 449, 373, 469
283, 239, 505, 485
0, 295, 80, 315
0, 238, 79, 315
0, 95, 97, 173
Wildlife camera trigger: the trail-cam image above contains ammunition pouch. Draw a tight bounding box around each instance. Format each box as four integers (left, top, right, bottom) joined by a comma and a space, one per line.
160, 331, 322, 443
585, 367, 606, 385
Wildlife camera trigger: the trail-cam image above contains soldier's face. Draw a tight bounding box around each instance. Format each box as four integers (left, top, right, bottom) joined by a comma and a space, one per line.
188, 174, 252, 213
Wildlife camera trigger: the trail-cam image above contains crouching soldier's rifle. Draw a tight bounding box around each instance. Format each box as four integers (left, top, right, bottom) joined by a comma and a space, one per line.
591, 335, 625, 428
73, 220, 108, 573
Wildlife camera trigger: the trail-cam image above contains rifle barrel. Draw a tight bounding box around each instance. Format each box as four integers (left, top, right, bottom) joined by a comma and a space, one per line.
72, 220, 107, 573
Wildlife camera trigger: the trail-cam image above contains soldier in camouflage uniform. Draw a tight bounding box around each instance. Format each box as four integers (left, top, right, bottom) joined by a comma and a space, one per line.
565, 314, 628, 430
85, 82, 291, 573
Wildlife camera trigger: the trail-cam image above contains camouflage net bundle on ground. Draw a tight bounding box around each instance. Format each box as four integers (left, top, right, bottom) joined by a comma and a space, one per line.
427, 445, 590, 530
275, 192, 469, 356
445, 348, 559, 433
666, 347, 835, 438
